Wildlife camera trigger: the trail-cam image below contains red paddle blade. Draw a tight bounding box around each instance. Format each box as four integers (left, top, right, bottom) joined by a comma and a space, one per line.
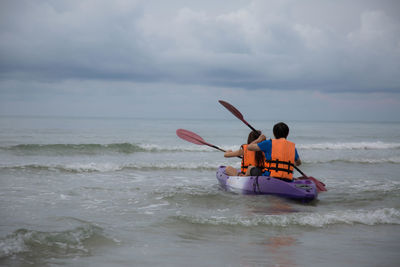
219, 100, 244, 121
309, 177, 327, 192
219, 100, 259, 134
298, 176, 327, 192
176, 129, 209, 146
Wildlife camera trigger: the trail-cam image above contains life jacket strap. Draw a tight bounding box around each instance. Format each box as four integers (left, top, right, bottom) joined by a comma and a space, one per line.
265, 159, 294, 174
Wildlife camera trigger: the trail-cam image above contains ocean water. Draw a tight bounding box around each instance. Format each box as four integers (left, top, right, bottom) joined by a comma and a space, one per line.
0, 116, 399, 267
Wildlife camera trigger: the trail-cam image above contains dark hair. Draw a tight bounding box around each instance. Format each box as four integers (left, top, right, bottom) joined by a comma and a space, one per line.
247, 130, 265, 168
247, 130, 261, 144
273, 122, 289, 139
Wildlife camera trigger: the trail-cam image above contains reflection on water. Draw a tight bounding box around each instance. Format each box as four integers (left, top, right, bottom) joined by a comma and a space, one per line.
244, 197, 299, 266
244, 234, 298, 267
247, 196, 300, 215
265, 235, 297, 267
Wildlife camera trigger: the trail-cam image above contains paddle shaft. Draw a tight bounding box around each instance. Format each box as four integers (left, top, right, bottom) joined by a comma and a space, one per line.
294, 165, 307, 178
203, 143, 243, 159
244, 122, 259, 136
209, 144, 227, 153
218, 100, 260, 137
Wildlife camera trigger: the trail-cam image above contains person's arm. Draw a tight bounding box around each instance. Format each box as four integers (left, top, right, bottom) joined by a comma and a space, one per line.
247, 134, 266, 151
294, 148, 301, 166
224, 148, 243, 158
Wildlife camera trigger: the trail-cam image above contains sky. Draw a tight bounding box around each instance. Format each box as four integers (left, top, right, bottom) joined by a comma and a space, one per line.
0, 0, 399, 121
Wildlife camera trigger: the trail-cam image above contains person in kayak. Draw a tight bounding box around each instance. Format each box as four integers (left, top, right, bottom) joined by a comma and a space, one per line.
247, 122, 301, 181
223, 130, 266, 176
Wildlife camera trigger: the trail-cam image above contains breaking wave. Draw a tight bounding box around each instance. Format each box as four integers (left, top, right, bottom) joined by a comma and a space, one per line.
307, 157, 400, 164
173, 208, 400, 228
1, 141, 398, 156
0, 143, 214, 155
298, 141, 400, 150
0, 162, 219, 173
0, 223, 116, 259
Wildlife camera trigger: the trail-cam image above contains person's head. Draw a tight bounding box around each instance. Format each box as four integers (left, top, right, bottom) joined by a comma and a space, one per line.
273, 122, 289, 139
247, 130, 261, 144
247, 130, 265, 167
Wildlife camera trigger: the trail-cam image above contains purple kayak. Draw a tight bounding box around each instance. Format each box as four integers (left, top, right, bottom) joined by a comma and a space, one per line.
216, 166, 318, 201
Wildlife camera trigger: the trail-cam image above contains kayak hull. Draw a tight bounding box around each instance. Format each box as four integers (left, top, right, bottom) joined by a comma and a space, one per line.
216, 166, 318, 201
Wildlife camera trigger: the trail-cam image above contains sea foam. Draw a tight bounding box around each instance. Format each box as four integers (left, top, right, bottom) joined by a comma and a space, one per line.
0, 223, 115, 258
0, 161, 223, 173
298, 141, 400, 150
174, 208, 400, 228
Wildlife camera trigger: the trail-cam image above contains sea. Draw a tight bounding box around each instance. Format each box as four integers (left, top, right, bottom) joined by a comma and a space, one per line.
0, 116, 399, 267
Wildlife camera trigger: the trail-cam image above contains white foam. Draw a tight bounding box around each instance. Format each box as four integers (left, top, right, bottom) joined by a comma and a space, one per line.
137, 201, 170, 211
63, 162, 123, 172
353, 157, 400, 164
298, 141, 400, 150
0, 231, 28, 257
307, 157, 400, 164
1, 160, 227, 173
294, 208, 396, 227
0, 224, 110, 258
138, 143, 215, 152
331, 179, 400, 194
177, 208, 400, 227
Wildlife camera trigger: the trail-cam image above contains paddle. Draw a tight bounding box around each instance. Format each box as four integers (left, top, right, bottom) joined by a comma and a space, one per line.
218, 100, 327, 192
218, 100, 259, 136
176, 129, 242, 159
294, 166, 327, 192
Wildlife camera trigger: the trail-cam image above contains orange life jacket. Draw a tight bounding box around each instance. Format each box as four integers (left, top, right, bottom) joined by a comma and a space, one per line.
265, 139, 296, 180
240, 144, 266, 174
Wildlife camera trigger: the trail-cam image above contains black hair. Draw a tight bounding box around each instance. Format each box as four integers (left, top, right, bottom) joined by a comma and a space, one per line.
273, 122, 289, 139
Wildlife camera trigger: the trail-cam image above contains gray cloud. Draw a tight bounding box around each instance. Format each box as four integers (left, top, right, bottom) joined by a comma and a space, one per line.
1, 0, 400, 122
1, 0, 400, 92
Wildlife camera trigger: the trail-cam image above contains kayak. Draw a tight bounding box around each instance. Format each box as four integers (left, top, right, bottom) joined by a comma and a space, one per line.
216, 166, 318, 201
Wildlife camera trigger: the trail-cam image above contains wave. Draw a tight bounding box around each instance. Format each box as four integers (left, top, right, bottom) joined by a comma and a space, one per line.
1, 155, 398, 174
0, 223, 116, 259
298, 141, 400, 150
325, 178, 400, 195
152, 185, 222, 200
173, 208, 400, 228
0, 143, 215, 155
0, 162, 220, 173
1, 141, 398, 156
307, 157, 400, 164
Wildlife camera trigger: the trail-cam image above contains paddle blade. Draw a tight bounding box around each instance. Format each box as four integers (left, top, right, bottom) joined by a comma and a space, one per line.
309, 177, 327, 192
298, 176, 327, 192
219, 100, 244, 121
176, 129, 208, 146
219, 100, 259, 134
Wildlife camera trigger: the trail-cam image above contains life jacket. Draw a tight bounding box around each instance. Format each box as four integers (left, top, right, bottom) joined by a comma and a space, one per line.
265, 138, 296, 180
240, 144, 266, 174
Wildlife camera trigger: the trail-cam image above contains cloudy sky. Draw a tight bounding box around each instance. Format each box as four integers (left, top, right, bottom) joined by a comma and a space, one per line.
1, 0, 399, 121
